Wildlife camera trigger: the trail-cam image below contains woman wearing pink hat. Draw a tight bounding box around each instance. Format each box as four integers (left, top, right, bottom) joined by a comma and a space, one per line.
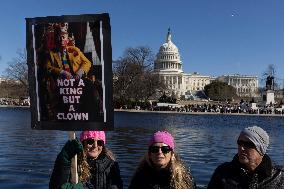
129, 130, 196, 189
49, 131, 123, 189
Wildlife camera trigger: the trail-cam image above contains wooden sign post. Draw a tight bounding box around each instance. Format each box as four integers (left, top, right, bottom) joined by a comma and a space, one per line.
69, 131, 78, 184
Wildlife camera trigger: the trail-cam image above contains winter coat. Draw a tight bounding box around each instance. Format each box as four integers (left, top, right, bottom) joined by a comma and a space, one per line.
207, 154, 284, 189
86, 154, 123, 189
129, 161, 172, 189
129, 161, 196, 189
49, 153, 123, 189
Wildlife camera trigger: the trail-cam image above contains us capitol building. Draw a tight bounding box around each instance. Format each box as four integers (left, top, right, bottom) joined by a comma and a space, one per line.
154, 29, 259, 99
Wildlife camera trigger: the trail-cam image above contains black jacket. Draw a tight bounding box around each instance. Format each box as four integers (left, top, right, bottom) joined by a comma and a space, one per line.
49, 153, 123, 189
87, 154, 123, 189
129, 162, 172, 189
129, 162, 196, 189
207, 154, 284, 189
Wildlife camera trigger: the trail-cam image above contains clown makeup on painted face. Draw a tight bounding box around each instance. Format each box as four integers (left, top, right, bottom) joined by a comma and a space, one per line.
149, 143, 172, 169
60, 32, 69, 47
83, 138, 104, 159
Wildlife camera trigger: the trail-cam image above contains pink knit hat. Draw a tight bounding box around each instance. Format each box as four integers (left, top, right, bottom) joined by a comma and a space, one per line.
149, 131, 174, 150
80, 131, 106, 144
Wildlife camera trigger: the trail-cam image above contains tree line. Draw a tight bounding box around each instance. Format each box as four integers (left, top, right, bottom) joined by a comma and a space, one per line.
0, 50, 28, 99
0, 47, 167, 107
1, 47, 282, 107
113, 46, 166, 108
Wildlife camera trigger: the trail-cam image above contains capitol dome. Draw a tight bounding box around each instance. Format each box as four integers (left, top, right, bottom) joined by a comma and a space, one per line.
159, 38, 178, 52
154, 28, 183, 73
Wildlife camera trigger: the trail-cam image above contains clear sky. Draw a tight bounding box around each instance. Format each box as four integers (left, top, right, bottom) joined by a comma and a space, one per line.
1, 0, 284, 86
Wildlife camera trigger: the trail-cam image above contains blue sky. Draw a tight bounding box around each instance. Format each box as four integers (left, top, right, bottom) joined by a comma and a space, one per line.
1, 0, 284, 86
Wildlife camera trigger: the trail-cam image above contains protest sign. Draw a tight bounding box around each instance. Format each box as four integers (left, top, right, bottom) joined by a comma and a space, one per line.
26, 14, 113, 130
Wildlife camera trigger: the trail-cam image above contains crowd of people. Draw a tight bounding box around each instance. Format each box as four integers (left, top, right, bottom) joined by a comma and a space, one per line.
154, 103, 284, 115
120, 102, 284, 115
49, 126, 284, 189
0, 98, 30, 106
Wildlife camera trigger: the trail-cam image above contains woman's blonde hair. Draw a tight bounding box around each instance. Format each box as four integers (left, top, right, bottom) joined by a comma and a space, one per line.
135, 152, 194, 189
77, 145, 116, 182
169, 153, 194, 189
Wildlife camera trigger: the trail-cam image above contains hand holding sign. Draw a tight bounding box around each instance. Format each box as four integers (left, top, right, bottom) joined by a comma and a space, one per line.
59, 139, 83, 165
60, 70, 73, 79
75, 69, 84, 80
27, 13, 115, 189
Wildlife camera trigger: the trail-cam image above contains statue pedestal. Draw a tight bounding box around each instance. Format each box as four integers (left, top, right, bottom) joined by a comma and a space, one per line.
251, 103, 258, 110
264, 90, 275, 105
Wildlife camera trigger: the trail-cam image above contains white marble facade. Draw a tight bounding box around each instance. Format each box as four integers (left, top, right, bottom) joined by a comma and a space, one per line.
154, 29, 258, 98
217, 75, 258, 97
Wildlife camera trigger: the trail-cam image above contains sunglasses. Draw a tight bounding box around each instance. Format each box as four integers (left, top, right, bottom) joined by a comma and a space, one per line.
149, 146, 172, 154
237, 140, 255, 149
84, 139, 104, 146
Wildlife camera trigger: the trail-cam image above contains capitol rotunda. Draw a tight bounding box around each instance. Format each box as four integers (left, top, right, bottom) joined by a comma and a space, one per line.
154, 29, 258, 99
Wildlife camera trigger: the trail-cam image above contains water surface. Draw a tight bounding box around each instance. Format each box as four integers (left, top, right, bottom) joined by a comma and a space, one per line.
0, 108, 283, 188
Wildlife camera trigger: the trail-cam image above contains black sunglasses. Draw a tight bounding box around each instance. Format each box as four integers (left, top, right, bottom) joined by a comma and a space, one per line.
149, 146, 172, 154
237, 140, 255, 149
84, 139, 104, 146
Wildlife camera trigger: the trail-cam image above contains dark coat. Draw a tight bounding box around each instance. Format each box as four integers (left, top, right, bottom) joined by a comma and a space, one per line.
87, 154, 123, 189
129, 161, 196, 189
207, 154, 284, 189
129, 162, 172, 189
49, 153, 123, 189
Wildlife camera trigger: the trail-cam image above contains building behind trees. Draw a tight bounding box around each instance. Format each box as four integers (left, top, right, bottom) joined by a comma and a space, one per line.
154, 28, 259, 101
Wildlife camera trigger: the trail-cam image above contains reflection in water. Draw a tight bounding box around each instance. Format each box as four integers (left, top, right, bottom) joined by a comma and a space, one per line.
0, 109, 284, 189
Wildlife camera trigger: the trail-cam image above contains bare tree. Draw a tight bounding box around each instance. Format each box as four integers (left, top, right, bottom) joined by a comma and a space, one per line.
0, 80, 27, 98
4, 49, 28, 88
113, 46, 166, 105
3, 49, 28, 98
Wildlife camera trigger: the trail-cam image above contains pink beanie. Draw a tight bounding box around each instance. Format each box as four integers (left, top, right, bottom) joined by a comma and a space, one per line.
80, 131, 106, 144
149, 131, 174, 150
